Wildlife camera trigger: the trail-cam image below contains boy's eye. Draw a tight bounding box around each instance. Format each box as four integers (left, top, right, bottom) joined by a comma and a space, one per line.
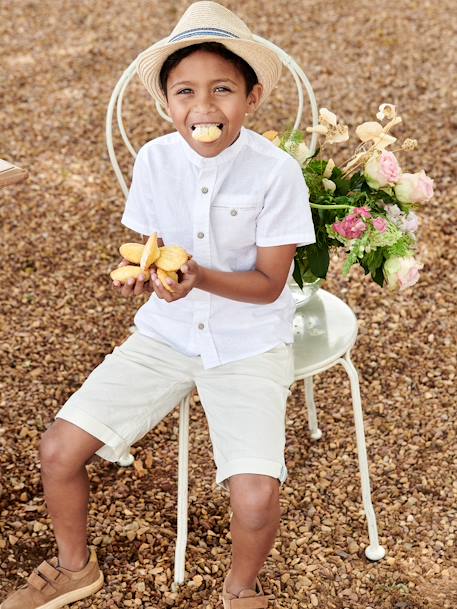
214, 86, 231, 93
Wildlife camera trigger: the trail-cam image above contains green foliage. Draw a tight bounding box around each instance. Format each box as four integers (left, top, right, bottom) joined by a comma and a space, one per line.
293, 247, 320, 287
279, 128, 304, 148
307, 242, 330, 279
386, 234, 415, 257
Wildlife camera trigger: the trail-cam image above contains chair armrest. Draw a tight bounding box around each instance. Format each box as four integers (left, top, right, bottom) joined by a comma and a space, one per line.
0, 159, 28, 188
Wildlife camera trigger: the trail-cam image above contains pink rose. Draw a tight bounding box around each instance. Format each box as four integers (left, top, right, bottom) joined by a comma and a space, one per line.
394, 170, 434, 204
372, 217, 388, 232
383, 256, 422, 290
354, 206, 371, 218
364, 151, 401, 190
333, 213, 367, 239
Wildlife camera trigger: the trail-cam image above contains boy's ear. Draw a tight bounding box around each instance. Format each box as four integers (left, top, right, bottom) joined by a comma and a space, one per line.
247, 83, 264, 113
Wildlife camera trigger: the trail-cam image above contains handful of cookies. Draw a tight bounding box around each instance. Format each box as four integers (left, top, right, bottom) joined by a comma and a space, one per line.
110, 233, 190, 292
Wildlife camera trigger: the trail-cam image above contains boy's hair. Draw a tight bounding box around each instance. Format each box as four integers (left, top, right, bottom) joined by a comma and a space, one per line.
159, 42, 259, 98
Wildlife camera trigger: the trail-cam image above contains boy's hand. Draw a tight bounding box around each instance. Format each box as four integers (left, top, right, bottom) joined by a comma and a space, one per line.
112, 258, 154, 298
150, 259, 201, 302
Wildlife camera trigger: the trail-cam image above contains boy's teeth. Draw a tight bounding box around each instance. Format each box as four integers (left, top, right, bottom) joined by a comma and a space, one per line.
192, 124, 222, 142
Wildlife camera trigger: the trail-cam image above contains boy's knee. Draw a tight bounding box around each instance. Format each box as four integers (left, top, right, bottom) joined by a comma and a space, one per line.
230, 474, 280, 529
40, 425, 84, 476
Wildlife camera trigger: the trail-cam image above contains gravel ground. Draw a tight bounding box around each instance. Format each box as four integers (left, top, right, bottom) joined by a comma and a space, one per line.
0, 1, 456, 608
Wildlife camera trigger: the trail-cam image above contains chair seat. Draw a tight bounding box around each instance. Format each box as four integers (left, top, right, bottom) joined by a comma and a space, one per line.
293, 289, 358, 378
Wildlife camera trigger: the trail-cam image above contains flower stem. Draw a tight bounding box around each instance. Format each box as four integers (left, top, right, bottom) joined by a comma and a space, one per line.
310, 203, 355, 210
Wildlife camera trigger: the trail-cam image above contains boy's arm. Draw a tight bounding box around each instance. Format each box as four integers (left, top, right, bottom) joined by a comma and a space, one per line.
151, 244, 297, 304
197, 244, 297, 304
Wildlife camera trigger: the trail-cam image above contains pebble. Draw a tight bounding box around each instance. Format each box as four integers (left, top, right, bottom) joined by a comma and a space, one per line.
0, 2, 455, 609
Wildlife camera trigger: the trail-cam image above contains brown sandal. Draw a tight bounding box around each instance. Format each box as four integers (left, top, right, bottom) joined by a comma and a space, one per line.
221, 571, 269, 608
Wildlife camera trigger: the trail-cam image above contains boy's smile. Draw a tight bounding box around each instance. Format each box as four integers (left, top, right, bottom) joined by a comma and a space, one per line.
165, 50, 263, 158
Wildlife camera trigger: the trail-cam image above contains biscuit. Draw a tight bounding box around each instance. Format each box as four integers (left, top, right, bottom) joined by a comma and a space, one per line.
110, 265, 151, 283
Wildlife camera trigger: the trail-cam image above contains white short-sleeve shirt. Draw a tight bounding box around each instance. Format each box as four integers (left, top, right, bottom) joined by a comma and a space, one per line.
121, 127, 315, 369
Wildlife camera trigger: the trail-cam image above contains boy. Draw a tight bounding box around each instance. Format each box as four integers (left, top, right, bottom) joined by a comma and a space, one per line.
1, 2, 315, 608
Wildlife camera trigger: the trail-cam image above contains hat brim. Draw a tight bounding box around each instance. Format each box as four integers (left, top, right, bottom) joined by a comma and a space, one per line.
136, 35, 283, 108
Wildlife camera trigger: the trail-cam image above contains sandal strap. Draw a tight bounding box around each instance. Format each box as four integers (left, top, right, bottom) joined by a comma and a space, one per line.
38, 561, 66, 582
27, 571, 50, 592
230, 596, 269, 609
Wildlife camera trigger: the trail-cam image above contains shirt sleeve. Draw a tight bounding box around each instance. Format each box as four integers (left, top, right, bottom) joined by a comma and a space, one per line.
256, 156, 316, 247
121, 145, 161, 237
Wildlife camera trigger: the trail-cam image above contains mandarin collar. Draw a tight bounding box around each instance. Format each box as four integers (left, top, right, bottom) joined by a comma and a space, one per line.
180, 127, 248, 168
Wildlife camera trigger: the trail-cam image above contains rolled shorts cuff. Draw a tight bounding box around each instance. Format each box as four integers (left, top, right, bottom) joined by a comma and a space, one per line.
56, 407, 129, 463
216, 458, 288, 492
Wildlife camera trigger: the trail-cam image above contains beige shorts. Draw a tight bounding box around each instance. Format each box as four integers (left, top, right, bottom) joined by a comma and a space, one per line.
56, 331, 294, 491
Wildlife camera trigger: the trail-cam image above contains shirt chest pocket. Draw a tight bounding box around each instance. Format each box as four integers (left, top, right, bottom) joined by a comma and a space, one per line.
211, 195, 261, 249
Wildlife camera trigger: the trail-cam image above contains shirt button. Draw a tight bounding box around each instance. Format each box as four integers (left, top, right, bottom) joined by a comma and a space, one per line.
201, 186, 209, 194
230, 209, 238, 216
198, 323, 205, 330
197, 231, 205, 239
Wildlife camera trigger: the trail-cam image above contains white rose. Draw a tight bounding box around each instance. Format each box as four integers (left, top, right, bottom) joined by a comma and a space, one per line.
394, 170, 434, 204
383, 256, 422, 290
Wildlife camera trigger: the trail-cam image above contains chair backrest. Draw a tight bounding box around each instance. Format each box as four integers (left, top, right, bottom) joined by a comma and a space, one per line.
106, 35, 319, 198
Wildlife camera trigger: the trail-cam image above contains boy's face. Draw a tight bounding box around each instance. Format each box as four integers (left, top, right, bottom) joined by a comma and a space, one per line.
165, 50, 263, 157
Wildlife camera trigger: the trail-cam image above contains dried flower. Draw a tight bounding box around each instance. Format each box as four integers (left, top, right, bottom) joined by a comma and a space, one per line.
356, 121, 384, 142
376, 103, 397, 121
323, 159, 335, 178
401, 138, 418, 151
306, 107, 349, 144
322, 178, 336, 192
262, 130, 280, 146
355, 121, 397, 149
373, 132, 397, 150
319, 108, 338, 126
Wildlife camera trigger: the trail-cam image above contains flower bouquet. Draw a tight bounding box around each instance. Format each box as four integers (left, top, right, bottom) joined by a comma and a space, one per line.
263, 103, 434, 291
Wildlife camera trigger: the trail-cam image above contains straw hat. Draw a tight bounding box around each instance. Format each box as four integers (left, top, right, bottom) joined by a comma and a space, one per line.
136, 1, 282, 107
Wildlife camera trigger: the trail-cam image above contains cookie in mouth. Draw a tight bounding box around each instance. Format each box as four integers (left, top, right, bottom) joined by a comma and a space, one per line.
191, 123, 223, 142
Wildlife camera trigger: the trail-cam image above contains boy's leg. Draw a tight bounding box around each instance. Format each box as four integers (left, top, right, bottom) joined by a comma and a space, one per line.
39, 419, 104, 571
46, 332, 195, 569
195, 344, 294, 597
2, 332, 197, 608
0, 421, 104, 609
225, 473, 281, 595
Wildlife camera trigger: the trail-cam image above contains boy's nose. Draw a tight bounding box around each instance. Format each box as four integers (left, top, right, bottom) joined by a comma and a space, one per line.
193, 91, 217, 112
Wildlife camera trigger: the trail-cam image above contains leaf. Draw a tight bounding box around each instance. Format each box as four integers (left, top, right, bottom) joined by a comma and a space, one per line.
307, 243, 330, 279
293, 247, 321, 286
363, 248, 384, 275
349, 172, 366, 191
305, 159, 327, 175
333, 175, 351, 195
372, 266, 385, 287
293, 260, 303, 288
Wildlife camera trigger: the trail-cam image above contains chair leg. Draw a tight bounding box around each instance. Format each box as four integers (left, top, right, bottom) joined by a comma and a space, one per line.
304, 377, 322, 440
117, 452, 134, 467
173, 393, 191, 588
338, 352, 386, 561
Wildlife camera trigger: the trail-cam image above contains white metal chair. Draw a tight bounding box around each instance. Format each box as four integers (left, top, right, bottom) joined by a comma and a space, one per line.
107, 36, 385, 587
